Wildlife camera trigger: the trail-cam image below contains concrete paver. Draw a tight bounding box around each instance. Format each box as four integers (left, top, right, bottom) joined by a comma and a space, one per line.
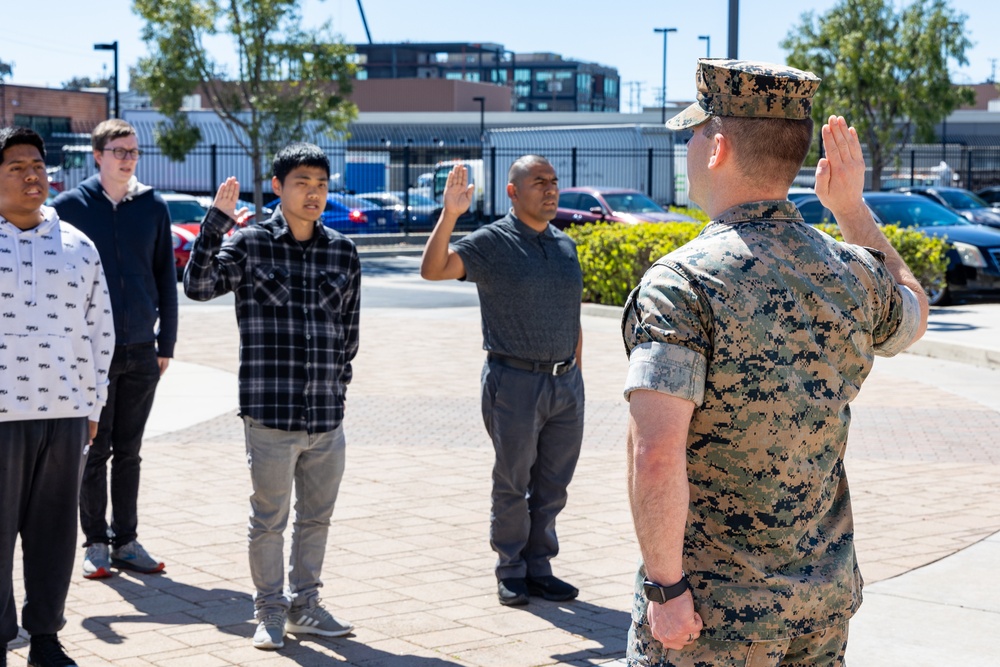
6, 261, 1000, 666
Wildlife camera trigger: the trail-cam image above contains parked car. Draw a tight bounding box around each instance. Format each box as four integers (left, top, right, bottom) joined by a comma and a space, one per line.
269, 193, 395, 234
552, 187, 697, 229
787, 189, 836, 226
164, 193, 210, 279
864, 192, 1000, 306
975, 186, 1000, 206
165, 193, 246, 278
893, 186, 1000, 227
355, 190, 438, 230
787, 191, 1000, 306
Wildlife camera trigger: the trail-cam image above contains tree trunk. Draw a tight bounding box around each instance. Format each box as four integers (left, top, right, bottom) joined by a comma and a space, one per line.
252, 149, 265, 223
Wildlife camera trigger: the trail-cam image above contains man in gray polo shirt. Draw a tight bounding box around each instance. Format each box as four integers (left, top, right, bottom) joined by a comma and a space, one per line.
421, 155, 585, 606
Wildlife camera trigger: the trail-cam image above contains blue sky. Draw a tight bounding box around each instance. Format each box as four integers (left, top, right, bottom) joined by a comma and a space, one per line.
2, 0, 997, 109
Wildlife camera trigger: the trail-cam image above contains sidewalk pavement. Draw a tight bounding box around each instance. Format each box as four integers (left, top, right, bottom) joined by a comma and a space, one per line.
7, 266, 1000, 666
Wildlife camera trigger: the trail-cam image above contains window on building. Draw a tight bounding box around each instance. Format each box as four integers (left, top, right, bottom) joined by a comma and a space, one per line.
466, 55, 477, 63
577, 73, 593, 96
490, 69, 508, 84
515, 83, 531, 99
445, 72, 463, 80
514, 69, 531, 82
465, 72, 480, 82
604, 78, 619, 98
14, 115, 71, 139
536, 102, 549, 111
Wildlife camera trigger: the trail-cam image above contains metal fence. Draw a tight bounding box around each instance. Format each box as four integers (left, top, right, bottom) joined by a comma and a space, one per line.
44, 138, 1000, 222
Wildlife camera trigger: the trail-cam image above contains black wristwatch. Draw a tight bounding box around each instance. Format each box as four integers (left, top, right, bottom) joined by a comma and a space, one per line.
642, 575, 690, 604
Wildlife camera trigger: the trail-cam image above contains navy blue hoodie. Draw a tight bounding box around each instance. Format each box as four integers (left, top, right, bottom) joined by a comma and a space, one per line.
53, 175, 177, 357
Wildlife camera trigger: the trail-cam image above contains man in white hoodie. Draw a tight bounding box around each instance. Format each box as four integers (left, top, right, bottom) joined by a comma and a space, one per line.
0, 126, 114, 667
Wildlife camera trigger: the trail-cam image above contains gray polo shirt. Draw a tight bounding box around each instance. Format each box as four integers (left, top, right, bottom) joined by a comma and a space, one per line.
453, 212, 582, 363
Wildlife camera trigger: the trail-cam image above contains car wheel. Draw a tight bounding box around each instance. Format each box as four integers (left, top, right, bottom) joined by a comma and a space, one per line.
925, 283, 952, 307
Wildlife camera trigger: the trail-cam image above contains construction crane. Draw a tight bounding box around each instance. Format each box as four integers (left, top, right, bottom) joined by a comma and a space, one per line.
356, 0, 373, 44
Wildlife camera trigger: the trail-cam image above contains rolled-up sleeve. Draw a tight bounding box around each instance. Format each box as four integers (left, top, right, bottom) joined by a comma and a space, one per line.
873, 283, 922, 357
622, 263, 711, 405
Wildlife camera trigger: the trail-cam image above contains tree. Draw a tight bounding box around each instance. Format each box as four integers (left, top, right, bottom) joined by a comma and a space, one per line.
782, 0, 974, 190
62, 75, 114, 91
131, 0, 357, 213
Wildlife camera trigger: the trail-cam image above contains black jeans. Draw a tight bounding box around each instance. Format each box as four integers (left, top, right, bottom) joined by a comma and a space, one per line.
0, 418, 88, 644
80, 343, 160, 548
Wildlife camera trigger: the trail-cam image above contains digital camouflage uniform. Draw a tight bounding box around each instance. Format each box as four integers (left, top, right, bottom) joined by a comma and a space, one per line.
624, 59, 923, 665
623, 202, 921, 661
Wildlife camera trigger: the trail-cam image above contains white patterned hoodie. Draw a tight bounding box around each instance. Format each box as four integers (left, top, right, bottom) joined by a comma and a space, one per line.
0, 205, 114, 422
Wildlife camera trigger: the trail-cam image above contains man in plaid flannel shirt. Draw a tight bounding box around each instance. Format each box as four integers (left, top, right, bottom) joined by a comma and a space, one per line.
184, 143, 360, 651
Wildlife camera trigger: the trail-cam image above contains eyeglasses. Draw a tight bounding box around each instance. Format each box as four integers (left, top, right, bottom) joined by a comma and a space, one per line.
102, 147, 142, 160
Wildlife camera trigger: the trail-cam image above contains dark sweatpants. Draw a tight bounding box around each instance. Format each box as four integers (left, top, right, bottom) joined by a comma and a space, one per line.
481, 360, 585, 580
0, 418, 88, 645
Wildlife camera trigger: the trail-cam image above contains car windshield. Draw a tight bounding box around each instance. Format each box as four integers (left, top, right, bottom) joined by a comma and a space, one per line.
406, 193, 437, 206
866, 198, 970, 228
601, 192, 664, 214
334, 194, 379, 209
167, 200, 209, 223
936, 189, 991, 210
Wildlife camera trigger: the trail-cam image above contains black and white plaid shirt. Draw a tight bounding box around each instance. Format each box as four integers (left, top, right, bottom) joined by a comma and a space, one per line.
184, 207, 360, 433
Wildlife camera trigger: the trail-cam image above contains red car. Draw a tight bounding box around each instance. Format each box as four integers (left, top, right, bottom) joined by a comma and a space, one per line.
552, 187, 696, 229
166, 193, 244, 279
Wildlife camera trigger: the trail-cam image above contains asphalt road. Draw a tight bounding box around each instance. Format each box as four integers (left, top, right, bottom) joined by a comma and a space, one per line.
177, 256, 480, 309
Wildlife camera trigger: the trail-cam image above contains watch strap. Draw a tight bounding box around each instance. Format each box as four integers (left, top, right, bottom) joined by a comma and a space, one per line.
643, 575, 690, 604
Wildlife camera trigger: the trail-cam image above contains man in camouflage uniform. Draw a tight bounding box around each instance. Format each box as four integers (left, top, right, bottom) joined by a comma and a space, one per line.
623, 59, 929, 666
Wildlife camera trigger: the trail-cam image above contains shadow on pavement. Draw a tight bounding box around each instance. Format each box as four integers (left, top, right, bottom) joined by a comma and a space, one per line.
522, 598, 629, 665
80, 572, 252, 644
80, 572, 468, 666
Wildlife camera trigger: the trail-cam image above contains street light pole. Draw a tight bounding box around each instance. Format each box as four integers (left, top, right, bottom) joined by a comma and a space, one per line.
473, 96, 485, 141
654, 28, 677, 125
698, 35, 711, 59
93, 41, 119, 119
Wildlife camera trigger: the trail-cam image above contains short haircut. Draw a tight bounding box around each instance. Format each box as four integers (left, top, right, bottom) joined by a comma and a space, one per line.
0, 126, 46, 163
91, 119, 136, 152
272, 142, 330, 184
507, 154, 553, 186
701, 115, 813, 188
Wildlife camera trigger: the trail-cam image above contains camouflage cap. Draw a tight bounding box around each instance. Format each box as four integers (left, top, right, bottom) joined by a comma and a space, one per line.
666, 59, 820, 131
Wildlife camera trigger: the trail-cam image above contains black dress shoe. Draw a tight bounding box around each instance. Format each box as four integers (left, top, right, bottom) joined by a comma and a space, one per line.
498, 577, 530, 606
526, 575, 579, 601
27, 634, 78, 667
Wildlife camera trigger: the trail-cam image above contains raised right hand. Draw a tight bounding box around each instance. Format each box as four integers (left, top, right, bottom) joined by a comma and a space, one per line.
212, 177, 250, 223
442, 164, 474, 217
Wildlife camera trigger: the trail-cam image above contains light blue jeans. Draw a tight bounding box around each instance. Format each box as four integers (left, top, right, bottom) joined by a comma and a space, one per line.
242, 416, 346, 617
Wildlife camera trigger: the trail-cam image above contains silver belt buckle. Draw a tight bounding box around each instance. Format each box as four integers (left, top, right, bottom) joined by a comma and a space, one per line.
551, 360, 566, 376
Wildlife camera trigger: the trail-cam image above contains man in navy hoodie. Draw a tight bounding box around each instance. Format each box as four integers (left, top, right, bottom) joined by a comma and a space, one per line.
53, 119, 176, 579
0, 126, 115, 667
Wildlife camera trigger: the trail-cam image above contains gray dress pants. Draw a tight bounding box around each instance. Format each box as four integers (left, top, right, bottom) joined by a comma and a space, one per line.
481, 360, 585, 580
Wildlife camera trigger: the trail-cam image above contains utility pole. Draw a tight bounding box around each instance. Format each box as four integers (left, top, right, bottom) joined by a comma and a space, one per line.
654, 27, 678, 125
698, 35, 711, 59
728, 0, 739, 58
93, 41, 119, 119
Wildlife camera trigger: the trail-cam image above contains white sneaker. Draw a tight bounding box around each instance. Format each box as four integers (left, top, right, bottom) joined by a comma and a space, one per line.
286, 601, 353, 638
252, 613, 286, 650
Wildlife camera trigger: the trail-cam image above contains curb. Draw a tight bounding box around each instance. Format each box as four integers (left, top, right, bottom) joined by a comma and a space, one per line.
905, 337, 1000, 371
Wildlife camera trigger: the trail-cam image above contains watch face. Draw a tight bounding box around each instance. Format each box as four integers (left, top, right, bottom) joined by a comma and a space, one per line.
642, 581, 665, 603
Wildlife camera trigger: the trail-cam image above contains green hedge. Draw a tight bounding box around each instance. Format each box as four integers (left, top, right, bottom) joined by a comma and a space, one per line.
567, 219, 948, 307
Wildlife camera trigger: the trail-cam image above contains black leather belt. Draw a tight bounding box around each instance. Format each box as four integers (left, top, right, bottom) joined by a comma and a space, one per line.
488, 353, 576, 376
